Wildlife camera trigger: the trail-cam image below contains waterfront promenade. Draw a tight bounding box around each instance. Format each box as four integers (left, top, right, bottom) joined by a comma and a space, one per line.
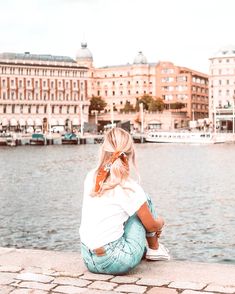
0, 247, 235, 294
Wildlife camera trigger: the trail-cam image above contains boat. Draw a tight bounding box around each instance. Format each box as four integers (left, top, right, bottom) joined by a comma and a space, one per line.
30, 133, 46, 145
145, 131, 225, 144
61, 133, 79, 145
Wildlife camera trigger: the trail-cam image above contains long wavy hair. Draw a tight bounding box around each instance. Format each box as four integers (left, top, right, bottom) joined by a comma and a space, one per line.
92, 127, 137, 196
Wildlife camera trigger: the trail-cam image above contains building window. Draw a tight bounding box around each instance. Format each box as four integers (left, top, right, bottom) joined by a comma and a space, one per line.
67, 106, 70, 114
128, 90, 130, 95
59, 106, 62, 114
27, 80, 30, 87
28, 106, 31, 114
43, 81, 46, 87
112, 91, 115, 96
12, 105, 15, 113
52, 106, 55, 114
11, 92, 15, 100
112, 81, 115, 86
3, 105, 6, 113
36, 106, 39, 114
51, 81, 54, 88
105, 90, 107, 96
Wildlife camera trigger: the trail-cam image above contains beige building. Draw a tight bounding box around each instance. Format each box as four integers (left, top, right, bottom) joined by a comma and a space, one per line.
209, 45, 235, 131
0, 46, 90, 132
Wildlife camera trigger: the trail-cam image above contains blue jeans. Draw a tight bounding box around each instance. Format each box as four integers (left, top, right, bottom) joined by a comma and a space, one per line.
81, 196, 157, 274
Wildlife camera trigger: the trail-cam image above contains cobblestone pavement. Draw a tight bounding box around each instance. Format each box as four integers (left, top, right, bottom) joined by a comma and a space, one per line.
0, 248, 235, 294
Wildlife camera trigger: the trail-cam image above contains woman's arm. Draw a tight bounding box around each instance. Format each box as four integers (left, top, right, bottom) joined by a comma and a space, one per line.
137, 202, 164, 233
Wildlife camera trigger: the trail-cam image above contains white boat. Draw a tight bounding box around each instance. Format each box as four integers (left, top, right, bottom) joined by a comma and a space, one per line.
145, 131, 225, 144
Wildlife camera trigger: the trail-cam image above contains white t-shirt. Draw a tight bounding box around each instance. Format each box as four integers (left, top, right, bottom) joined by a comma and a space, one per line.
79, 169, 147, 250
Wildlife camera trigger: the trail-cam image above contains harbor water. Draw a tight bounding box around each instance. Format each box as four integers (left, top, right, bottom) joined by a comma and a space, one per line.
0, 143, 235, 264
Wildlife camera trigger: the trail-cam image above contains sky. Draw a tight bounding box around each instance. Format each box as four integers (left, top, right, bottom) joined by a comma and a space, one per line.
0, 0, 235, 74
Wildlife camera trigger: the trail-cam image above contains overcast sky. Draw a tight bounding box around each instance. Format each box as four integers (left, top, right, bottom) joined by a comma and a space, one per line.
0, 0, 234, 74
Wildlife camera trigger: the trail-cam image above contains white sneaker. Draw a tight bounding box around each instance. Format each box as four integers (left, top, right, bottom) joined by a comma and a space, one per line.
145, 243, 170, 261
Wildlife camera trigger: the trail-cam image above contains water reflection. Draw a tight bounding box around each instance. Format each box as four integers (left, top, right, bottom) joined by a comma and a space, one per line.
0, 144, 234, 264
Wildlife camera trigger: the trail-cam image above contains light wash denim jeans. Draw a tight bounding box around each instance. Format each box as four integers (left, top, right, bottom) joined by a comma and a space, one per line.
81, 195, 157, 274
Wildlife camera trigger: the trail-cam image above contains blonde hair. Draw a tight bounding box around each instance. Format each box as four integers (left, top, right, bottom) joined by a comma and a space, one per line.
92, 127, 137, 196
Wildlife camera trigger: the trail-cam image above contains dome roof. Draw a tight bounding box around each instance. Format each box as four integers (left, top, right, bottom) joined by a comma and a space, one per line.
133, 51, 147, 64
213, 45, 235, 58
76, 42, 93, 60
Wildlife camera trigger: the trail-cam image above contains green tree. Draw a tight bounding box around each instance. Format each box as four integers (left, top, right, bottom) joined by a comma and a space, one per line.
122, 101, 135, 113
149, 97, 165, 112
170, 102, 185, 110
89, 96, 107, 113
137, 94, 153, 111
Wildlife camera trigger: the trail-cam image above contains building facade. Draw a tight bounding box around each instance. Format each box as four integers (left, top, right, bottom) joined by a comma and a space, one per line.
0, 46, 91, 132
209, 45, 235, 131
0, 42, 209, 132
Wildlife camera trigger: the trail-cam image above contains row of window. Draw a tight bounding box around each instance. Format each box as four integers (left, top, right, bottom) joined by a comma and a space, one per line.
0, 79, 84, 89
96, 90, 152, 97
1, 105, 79, 115
213, 89, 235, 96
211, 58, 235, 64
211, 79, 235, 86
211, 68, 235, 75
1, 66, 86, 77
96, 80, 152, 86
1, 92, 84, 101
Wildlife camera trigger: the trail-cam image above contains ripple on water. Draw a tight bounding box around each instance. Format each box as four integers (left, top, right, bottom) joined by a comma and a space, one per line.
0, 144, 235, 264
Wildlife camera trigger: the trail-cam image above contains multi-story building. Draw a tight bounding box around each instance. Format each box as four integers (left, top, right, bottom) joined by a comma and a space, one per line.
0, 42, 209, 132
156, 62, 208, 121
0, 45, 91, 132
209, 45, 235, 131
88, 52, 208, 121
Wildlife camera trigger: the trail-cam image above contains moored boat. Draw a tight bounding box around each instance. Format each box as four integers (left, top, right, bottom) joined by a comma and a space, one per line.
30, 133, 46, 145
145, 131, 225, 144
61, 133, 79, 144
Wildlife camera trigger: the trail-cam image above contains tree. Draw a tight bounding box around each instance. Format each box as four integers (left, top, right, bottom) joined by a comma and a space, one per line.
121, 101, 135, 113
136, 95, 165, 112
170, 102, 185, 110
137, 94, 153, 111
89, 96, 107, 113
149, 97, 165, 112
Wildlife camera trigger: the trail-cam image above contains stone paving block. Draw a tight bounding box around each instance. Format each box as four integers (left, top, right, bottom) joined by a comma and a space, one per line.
169, 281, 206, 290
17, 281, 56, 291
137, 278, 171, 287
147, 288, 178, 294
182, 290, 214, 294
114, 284, 147, 293
82, 290, 119, 294
53, 285, 87, 293
88, 281, 117, 291
53, 277, 92, 287
16, 272, 54, 283
21, 267, 44, 274
0, 286, 14, 294
110, 276, 139, 284
11, 290, 48, 294
0, 265, 22, 272
0, 272, 17, 285
53, 271, 83, 278
204, 283, 235, 293
80, 272, 114, 281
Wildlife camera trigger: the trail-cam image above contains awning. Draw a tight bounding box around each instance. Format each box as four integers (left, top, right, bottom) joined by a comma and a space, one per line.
27, 118, 34, 126
19, 118, 26, 126
35, 118, 42, 126
10, 118, 18, 126
58, 118, 65, 126
50, 118, 58, 126
1, 118, 9, 126
72, 118, 79, 125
